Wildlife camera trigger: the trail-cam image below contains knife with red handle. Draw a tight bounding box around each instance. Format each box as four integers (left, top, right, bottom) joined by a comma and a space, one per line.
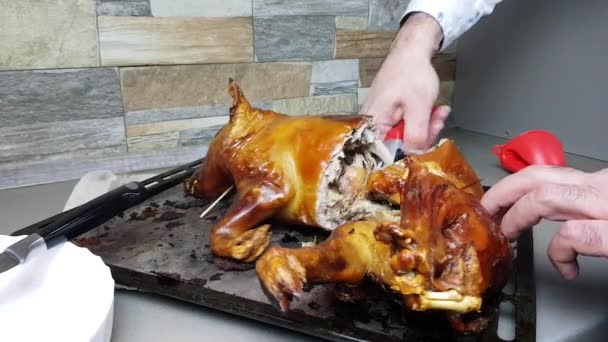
383, 106, 440, 161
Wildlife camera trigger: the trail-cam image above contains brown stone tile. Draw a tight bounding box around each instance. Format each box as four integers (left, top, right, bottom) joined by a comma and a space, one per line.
358, 82, 454, 110
98, 16, 253, 66
358, 53, 456, 88
120, 62, 312, 111
358, 58, 384, 88
432, 53, 457, 82
437, 81, 455, 106
335, 30, 395, 59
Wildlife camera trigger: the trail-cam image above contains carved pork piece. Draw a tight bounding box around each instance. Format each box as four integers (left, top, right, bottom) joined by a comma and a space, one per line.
185, 79, 393, 262
256, 153, 512, 332
366, 138, 485, 205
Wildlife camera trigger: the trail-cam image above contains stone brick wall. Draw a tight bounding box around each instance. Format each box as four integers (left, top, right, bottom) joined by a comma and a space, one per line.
0, 0, 456, 189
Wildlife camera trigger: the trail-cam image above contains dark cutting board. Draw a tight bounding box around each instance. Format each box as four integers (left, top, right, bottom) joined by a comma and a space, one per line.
73, 183, 536, 342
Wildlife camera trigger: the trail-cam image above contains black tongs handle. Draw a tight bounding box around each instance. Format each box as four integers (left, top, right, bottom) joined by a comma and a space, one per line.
38, 182, 147, 248
10, 158, 204, 245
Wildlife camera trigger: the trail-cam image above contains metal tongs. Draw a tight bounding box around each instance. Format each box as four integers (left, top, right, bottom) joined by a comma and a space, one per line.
0, 159, 203, 274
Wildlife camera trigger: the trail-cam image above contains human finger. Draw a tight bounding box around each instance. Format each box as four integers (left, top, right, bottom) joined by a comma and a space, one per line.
548, 219, 608, 280
481, 165, 586, 216
428, 105, 451, 143
499, 183, 606, 240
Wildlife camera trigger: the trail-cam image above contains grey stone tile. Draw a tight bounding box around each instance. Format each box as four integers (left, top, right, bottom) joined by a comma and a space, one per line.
0, 118, 127, 164
253, 0, 368, 16
254, 16, 335, 62
150, 0, 251, 17
179, 125, 225, 146
311, 59, 359, 83
125, 101, 271, 125
310, 81, 358, 96
126, 106, 230, 126
97, 0, 151, 16
0, 68, 123, 127
368, 0, 411, 31
357, 88, 369, 106
127, 115, 229, 137
0, 145, 206, 189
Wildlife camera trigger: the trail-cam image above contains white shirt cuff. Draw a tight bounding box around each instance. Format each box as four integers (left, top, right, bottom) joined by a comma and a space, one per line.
401, 0, 500, 53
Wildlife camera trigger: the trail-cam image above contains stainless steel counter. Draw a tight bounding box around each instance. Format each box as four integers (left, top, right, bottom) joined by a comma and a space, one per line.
2, 128, 608, 342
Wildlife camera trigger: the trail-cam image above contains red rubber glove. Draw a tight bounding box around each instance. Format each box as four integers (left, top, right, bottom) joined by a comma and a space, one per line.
492, 130, 567, 173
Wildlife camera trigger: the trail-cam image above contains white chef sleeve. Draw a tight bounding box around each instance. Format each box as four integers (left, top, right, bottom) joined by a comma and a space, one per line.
402, 0, 504, 52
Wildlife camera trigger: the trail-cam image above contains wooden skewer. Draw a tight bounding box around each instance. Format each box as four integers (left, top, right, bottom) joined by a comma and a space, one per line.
459, 178, 484, 191
200, 185, 234, 218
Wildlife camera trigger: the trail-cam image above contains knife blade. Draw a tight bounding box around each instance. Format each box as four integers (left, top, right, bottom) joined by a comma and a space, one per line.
0, 233, 45, 274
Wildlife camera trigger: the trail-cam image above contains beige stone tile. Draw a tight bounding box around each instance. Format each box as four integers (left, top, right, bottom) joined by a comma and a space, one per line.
98, 16, 253, 66
359, 54, 456, 88
335, 17, 368, 30
335, 30, 395, 59
127, 132, 179, 151
0, 0, 99, 70
272, 94, 358, 116
120, 62, 312, 111
127, 116, 229, 137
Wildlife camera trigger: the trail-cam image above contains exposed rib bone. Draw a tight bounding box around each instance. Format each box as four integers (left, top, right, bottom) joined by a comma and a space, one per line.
417, 295, 482, 313
422, 290, 464, 301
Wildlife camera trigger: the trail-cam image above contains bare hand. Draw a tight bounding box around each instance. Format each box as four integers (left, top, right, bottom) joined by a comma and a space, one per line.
482, 165, 608, 280
362, 13, 450, 153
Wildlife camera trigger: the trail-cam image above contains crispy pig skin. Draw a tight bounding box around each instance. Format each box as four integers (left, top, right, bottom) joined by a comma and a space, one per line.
367, 139, 484, 205
394, 161, 512, 299
185, 79, 374, 262
256, 151, 512, 333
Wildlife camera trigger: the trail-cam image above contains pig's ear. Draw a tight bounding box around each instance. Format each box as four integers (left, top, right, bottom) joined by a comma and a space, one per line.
227, 78, 252, 118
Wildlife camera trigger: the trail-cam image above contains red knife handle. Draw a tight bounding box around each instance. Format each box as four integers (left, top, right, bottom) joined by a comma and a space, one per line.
383, 106, 440, 142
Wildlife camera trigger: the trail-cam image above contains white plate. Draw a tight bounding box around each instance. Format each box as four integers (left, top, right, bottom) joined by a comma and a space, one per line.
0, 235, 115, 342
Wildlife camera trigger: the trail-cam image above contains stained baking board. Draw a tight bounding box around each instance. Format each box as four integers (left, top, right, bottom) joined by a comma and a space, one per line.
72, 183, 536, 342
